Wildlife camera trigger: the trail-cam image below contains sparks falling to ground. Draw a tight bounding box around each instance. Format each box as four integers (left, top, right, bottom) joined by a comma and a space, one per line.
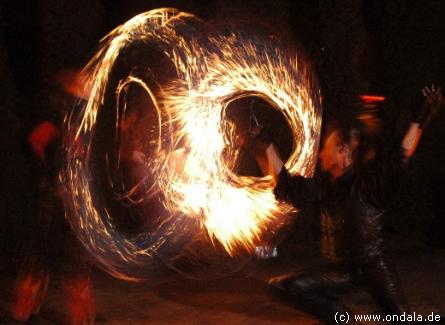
60, 8, 322, 280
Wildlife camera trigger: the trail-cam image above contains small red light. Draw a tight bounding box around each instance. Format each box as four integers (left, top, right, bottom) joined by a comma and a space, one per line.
359, 95, 386, 103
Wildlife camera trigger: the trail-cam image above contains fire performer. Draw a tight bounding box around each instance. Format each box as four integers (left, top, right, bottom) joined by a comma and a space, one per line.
9, 73, 95, 324
246, 85, 442, 324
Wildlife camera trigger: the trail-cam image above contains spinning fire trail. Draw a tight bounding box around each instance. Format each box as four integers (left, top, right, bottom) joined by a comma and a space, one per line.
60, 8, 322, 281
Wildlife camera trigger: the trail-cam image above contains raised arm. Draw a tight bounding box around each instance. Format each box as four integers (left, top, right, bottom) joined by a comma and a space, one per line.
264, 144, 284, 186
244, 134, 321, 206
402, 84, 443, 161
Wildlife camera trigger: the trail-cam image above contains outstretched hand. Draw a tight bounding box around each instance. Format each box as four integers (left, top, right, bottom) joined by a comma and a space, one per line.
422, 83, 443, 115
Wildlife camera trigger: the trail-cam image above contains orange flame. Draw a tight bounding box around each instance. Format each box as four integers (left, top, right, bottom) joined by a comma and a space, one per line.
60, 8, 321, 280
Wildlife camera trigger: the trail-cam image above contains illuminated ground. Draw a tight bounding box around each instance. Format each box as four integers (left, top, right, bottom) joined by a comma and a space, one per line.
0, 238, 444, 324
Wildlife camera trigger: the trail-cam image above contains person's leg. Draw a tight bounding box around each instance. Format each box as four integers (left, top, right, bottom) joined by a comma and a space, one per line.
9, 257, 50, 321
361, 257, 410, 324
61, 232, 95, 325
9, 184, 56, 322
270, 265, 356, 324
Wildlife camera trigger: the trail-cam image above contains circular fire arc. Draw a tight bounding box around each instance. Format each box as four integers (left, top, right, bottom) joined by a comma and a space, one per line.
61, 8, 322, 281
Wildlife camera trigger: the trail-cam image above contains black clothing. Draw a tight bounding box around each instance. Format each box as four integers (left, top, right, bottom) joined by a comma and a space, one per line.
282, 264, 357, 324
274, 153, 410, 323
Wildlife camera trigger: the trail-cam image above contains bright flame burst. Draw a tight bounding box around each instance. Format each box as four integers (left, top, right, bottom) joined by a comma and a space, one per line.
61, 8, 321, 280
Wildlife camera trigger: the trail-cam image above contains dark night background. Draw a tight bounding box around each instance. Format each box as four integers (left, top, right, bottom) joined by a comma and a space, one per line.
1, 0, 445, 273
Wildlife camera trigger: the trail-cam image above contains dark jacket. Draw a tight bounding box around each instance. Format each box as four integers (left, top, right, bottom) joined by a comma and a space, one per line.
273, 151, 410, 316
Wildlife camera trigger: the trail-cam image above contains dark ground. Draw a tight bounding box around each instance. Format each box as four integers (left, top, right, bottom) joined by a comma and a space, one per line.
0, 237, 444, 324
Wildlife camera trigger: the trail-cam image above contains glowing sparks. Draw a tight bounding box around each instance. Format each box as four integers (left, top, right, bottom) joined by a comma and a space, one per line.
61, 8, 322, 280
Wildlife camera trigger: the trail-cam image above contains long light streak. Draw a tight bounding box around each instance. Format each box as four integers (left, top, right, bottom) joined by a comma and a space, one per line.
60, 8, 322, 281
